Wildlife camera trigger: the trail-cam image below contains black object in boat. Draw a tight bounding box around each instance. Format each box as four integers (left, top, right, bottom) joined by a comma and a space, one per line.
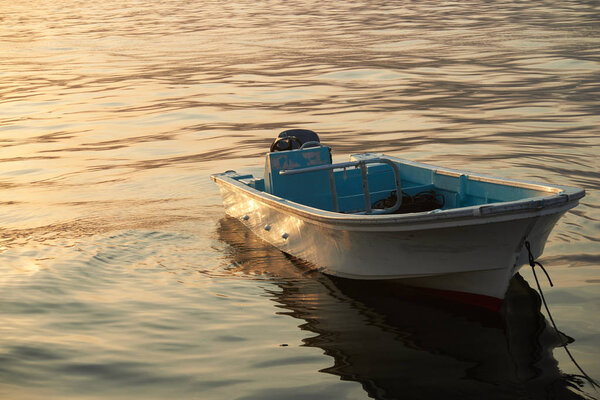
373, 190, 445, 214
271, 129, 320, 152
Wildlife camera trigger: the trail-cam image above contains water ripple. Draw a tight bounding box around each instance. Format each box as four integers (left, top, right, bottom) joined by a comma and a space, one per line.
1, 0, 599, 398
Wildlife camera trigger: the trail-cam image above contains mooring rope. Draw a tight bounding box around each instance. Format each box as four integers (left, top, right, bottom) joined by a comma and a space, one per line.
525, 241, 600, 390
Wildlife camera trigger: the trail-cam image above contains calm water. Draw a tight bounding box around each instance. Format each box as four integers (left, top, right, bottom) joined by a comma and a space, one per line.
1, 0, 599, 398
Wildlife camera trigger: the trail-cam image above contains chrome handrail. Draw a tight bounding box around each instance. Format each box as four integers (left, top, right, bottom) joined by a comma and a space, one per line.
279, 157, 402, 214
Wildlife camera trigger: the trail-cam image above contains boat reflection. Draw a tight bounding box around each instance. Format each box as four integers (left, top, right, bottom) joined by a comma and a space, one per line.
217, 216, 588, 400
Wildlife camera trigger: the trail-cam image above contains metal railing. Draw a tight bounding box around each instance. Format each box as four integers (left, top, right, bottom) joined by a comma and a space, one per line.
279, 157, 402, 214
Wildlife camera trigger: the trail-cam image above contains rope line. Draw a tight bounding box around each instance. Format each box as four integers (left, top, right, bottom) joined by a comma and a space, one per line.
525, 241, 600, 390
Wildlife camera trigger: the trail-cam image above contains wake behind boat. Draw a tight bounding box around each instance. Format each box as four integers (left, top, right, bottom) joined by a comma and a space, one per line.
211, 129, 585, 310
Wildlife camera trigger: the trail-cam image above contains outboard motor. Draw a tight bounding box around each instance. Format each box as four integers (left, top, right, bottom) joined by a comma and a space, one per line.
270, 129, 320, 152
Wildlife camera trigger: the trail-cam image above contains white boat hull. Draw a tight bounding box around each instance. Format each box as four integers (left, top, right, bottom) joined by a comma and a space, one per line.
212, 154, 584, 308
215, 177, 572, 306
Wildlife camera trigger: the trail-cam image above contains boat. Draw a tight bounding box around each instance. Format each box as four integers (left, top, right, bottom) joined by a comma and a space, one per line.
211, 129, 585, 310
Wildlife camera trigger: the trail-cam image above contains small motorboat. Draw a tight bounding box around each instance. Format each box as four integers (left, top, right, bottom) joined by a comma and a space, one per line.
211, 129, 585, 310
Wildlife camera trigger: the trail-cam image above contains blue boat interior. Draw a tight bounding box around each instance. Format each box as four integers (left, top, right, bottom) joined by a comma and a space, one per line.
231, 131, 553, 214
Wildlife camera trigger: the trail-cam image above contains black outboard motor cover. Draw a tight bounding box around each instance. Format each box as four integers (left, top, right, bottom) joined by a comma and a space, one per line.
272, 129, 320, 151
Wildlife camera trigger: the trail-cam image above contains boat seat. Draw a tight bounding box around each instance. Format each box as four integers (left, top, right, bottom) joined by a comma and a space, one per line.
264, 146, 335, 210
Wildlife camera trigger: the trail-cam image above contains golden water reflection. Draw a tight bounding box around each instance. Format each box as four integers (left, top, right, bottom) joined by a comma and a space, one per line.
0, 0, 599, 397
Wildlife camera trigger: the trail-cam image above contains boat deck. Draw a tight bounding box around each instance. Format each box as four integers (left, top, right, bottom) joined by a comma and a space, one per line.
229, 149, 565, 216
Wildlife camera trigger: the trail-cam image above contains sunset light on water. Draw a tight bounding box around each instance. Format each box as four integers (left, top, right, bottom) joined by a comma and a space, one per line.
1, 1, 599, 398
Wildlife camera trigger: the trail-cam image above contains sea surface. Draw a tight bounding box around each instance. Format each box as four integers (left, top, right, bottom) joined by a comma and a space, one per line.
1, 0, 599, 399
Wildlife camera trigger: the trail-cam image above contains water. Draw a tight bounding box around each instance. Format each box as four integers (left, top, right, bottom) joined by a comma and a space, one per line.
1, 0, 599, 398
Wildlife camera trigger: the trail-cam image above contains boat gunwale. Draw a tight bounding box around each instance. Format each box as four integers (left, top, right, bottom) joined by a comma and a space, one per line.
211, 156, 585, 229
